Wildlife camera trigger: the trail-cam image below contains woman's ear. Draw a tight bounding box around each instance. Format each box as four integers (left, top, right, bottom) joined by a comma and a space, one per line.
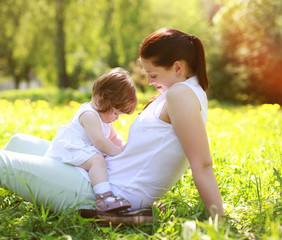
173, 60, 184, 73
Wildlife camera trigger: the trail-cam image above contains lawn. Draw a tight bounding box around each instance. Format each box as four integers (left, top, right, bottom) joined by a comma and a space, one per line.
0, 96, 281, 239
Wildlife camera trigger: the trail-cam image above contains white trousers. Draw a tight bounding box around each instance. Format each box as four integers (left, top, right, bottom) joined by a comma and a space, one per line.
0, 134, 95, 212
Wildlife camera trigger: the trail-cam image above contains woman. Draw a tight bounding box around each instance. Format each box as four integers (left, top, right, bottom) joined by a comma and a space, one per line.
0, 28, 224, 217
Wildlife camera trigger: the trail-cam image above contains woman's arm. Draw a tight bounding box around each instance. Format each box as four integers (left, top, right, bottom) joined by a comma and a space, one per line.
166, 85, 224, 217
79, 111, 122, 156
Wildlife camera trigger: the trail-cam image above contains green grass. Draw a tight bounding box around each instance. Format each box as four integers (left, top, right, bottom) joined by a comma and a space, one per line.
0, 94, 281, 239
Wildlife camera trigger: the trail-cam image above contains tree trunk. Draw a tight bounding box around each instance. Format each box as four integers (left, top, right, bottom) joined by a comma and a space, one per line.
104, 0, 119, 68
55, 0, 68, 88
14, 75, 20, 89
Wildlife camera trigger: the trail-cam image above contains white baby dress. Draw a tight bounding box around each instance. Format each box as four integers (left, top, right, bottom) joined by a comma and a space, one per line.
45, 103, 111, 166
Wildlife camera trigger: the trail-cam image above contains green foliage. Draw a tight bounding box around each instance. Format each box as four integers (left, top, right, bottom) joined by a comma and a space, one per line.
210, 0, 282, 104
0, 0, 56, 87
0, 93, 281, 239
0, 87, 91, 106
0, 0, 281, 104
0, 0, 212, 90
0, 87, 155, 109
145, 0, 210, 39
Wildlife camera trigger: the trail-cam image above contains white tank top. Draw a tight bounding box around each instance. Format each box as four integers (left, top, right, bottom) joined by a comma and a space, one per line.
105, 76, 208, 210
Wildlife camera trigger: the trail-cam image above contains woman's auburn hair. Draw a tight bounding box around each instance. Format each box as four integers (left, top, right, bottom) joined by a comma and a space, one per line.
139, 28, 209, 91
92, 67, 137, 114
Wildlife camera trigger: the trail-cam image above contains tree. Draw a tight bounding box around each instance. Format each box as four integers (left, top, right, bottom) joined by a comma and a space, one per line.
0, 0, 33, 88
0, 0, 58, 89
55, 0, 68, 88
211, 0, 282, 104
100, 0, 148, 69
0, 0, 217, 92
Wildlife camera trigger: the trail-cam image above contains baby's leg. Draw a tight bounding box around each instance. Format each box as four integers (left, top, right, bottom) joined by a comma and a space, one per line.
78, 154, 131, 212
78, 154, 108, 187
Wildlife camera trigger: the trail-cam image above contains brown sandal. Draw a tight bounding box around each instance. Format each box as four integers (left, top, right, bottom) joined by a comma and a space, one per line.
96, 191, 131, 212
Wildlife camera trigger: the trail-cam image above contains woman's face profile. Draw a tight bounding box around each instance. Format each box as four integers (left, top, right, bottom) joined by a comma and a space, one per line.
140, 58, 177, 93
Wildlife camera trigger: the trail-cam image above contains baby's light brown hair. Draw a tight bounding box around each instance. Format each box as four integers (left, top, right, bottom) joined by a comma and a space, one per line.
92, 67, 137, 114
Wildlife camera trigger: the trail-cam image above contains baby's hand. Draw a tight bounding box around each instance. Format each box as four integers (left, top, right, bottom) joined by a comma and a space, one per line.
121, 144, 127, 151
111, 145, 126, 156
112, 146, 123, 156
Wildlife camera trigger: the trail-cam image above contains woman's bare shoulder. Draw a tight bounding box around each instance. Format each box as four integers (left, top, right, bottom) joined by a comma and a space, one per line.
166, 83, 200, 109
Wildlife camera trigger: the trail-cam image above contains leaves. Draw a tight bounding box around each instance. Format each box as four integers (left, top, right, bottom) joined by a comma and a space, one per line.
211, 0, 282, 104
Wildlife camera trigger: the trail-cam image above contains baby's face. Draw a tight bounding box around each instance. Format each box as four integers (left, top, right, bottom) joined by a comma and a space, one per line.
99, 109, 122, 123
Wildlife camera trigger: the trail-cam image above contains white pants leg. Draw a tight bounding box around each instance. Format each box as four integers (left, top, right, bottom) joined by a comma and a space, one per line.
0, 134, 95, 212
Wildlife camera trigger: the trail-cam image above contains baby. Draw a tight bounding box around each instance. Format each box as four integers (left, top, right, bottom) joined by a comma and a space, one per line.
45, 68, 137, 212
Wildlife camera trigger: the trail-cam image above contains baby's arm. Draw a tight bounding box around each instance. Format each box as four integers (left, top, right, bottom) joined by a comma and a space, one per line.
79, 111, 122, 156
109, 124, 126, 149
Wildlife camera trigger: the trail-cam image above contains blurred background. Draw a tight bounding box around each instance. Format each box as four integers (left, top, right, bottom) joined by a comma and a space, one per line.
0, 0, 281, 104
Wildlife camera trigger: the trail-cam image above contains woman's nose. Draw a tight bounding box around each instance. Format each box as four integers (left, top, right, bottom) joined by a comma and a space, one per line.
147, 77, 154, 85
